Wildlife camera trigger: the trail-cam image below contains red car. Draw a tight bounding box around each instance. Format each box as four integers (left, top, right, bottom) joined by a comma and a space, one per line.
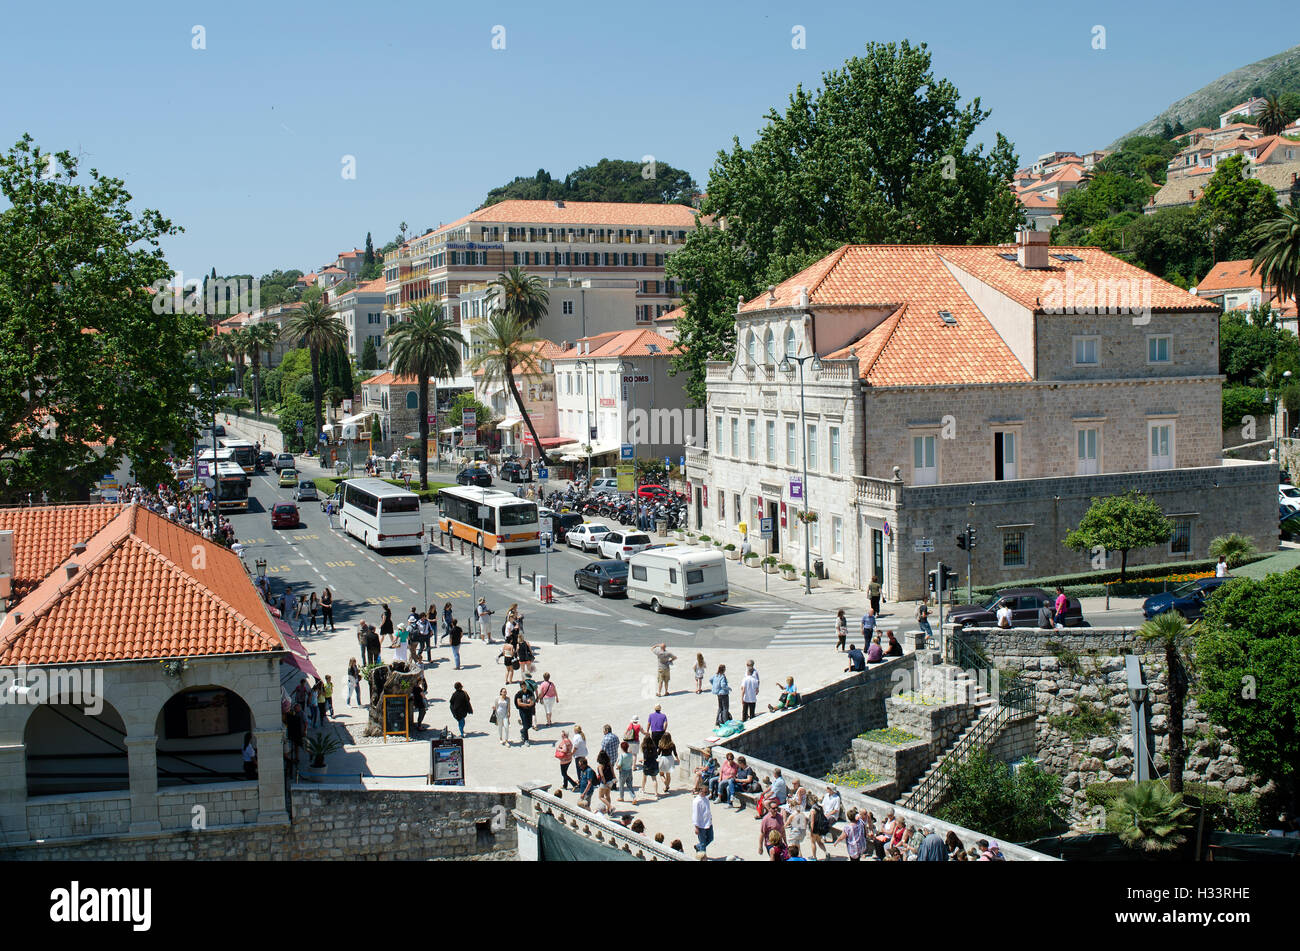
636, 484, 669, 500
271, 502, 300, 529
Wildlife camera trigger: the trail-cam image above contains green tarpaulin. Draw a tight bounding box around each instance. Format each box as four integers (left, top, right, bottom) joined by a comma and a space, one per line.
537, 812, 643, 862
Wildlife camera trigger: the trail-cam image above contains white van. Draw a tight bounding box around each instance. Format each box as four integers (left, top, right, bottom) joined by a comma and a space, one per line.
627, 547, 728, 613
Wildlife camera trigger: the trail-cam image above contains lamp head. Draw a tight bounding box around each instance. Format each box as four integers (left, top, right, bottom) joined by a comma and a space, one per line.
1127, 684, 1148, 704
778, 357, 793, 374
810, 355, 823, 372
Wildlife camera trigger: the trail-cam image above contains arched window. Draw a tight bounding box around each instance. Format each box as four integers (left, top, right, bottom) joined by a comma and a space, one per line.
785, 326, 797, 358
406, 392, 418, 409
747, 330, 758, 364
764, 329, 776, 365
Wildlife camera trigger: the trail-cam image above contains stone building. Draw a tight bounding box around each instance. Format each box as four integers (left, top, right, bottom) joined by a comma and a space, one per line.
358, 371, 423, 453
686, 232, 1276, 600
0, 504, 288, 844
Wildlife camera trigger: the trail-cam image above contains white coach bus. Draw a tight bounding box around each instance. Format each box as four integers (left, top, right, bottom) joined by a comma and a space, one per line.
338, 478, 424, 550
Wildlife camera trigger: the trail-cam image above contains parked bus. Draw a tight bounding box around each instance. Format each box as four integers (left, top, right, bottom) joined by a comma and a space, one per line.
215, 461, 250, 511
437, 486, 540, 551
196, 447, 235, 467
219, 438, 257, 474
338, 478, 424, 550
627, 547, 728, 613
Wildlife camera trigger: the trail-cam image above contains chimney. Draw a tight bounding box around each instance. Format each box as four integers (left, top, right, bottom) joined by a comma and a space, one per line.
71, 541, 87, 556
1188, 189, 1195, 200
1016, 228, 1050, 269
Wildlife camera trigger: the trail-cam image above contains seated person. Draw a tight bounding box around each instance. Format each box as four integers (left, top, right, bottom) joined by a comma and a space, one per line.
884, 632, 903, 658
845, 644, 866, 672
996, 603, 1013, 628
695, 749, 718, 787
732, 757, 759, 796
1037, 603, 1054, 630
866, 636, 884, 664
711, 752, 739, 803
768, 676, 800, 712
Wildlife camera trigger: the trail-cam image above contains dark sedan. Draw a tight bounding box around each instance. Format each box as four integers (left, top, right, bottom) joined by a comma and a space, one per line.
574, 560, 628, 598
949, 588, 1084, 629
1282, 512, 1300, 541
540, 509, 584, 542
1142, 577, 1231, 622
457, 467, 492, 487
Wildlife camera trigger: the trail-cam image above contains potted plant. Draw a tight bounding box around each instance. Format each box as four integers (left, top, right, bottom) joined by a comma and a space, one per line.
763, 555, 779, 574
684, 531, 696, 544
779, 562, 797, 580
698, 534, 712, 548
743, 551, 760, 568
301, 730, 343, 781
723, 543, 739, 560
803, 569, 819, 588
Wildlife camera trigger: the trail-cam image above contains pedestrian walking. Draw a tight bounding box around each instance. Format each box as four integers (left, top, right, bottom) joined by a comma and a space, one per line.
477, 598, 494, 643
501, 639, 517, 684
242, 732, 257, 780
308, 592, 320, 631
443, 602, 454, 645
394, 624, 410, 663
657, 732, 678, 794
693, 786, 714, 855
916, 602, 933, 644
346, 659, 362, 707
594, 748, 615, 814
617, 741, 637, 804
379, 603, 394, 645
535, 672, 558, 724
555, 730, 577, 790
296, 595, 309, 634
449, 683, 472, 738
741, 666, 760, 721
323, 675, 335, 716
652, 642, 677, 697
639, 731, 659, 796
572, 725, 588, 764
861, 605, 876, 640
693, 653, 706, 694
710, 664, 731, 725
648, 705, 667, 746
321, 587, 335, 631
514, 680, 537, 744
835, 609, 848, 651
492, 688, 511, 745
600, 723, 619, 769
364, 623, 382, 666
449, 620, 464, 669
868, 578, 882, 616
314, 677, 327, 725
575, 756, 597, 809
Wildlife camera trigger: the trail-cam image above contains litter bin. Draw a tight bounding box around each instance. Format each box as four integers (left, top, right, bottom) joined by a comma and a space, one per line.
813, 558, 826, 580
655, 519, 668, 536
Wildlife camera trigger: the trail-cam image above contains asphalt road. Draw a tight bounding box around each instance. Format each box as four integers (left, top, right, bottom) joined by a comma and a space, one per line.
228, 470, 807, 651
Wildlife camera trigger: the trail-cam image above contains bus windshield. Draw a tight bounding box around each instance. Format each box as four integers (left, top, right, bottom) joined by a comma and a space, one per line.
498, 504, 537, 527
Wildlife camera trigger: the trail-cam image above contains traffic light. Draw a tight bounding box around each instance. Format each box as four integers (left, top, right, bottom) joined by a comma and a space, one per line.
955, 533, 967, 550
968, 527, 977, 550
473, 566, 482, 578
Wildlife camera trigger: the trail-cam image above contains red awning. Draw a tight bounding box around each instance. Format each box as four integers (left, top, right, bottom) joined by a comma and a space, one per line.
529, 435, 571, 447
277, 620, 321, 682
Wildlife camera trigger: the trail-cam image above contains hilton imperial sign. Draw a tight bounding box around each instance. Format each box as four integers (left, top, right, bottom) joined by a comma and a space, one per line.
447, 242, 504, 251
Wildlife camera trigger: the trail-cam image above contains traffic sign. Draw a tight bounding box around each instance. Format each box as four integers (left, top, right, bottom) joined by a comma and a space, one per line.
620, 443, 634, 460
621, 373, 650, 385
196, 462, 210, 479
679, 455, 685, 470
883, 520, 891, 537
201, 476, 216, 489
914, 537, 934, 553
589, 426, 598, 440
760, 517, 774, 539
296, 420, 304, 433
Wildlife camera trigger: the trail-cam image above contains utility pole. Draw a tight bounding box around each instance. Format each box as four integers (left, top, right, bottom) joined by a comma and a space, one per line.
936, 560, 946, 659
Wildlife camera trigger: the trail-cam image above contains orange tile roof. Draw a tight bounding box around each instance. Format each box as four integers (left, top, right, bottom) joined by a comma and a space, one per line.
355, 278, 387, 294
655, 305, 685, 323
435, 200, 698, 236
0, 504, 125, 603
320, 266, 346, 275
297, 272, 318, 284
0, 506, 285, 665
1196, 259, 1263, 293
1020, 193, 1060, 210
554, 328, 679, 359
361, 372, 420, 386
471, 339, 563, 377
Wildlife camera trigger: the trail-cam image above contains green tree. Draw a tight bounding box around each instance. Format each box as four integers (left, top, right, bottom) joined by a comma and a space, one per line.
445, 391, 495, 433
1064, 490, 1173, 581
1057, 172, 1152, 230
275, 392, 314, 453
470, 312, 551, 465
1106, 781, 1193, 853
285, 299, 347, 446
244, 322, 279, 419
1280, 92, 1300, 126
488, 266, 550, 330
361, 337, 379, 372
385, 301, 462, 488
1196, 571, 1300, 806
1199, 155, 1280, 261
934, 750, 1065, 843
0, 135, 208, 498
1207, 532, 1258, 568
667, 41, 1022, 402
480, 159, 699, 208
1138, 611, 1198, 793
1126, 206, 1213, 288
1220, 304, 1300, 385
1250, 205, 1300, 308
1258, 95, 1288, 136
364, 232, 375, 268
1221, 385, 1268, 430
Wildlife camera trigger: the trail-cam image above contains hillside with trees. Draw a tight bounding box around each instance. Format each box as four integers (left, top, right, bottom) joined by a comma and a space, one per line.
479, 159, 699, 209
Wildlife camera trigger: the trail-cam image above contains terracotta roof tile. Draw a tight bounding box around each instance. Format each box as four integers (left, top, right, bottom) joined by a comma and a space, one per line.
0, 504, 124, 602
0, 506, 284, 665
554, 329, 679, 359
361, 372, 420, 386
435, 200, 698, 236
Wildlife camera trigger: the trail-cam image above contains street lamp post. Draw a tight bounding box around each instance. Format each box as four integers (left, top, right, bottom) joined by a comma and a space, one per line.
779, 351, 822, 595
576, 359, 594, 482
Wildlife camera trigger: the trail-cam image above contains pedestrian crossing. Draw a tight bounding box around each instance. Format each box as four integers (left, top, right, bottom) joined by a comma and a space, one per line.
768, 611, 835, 648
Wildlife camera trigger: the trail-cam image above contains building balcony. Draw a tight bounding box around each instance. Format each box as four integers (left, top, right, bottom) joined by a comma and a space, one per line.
854, 475, 902, 509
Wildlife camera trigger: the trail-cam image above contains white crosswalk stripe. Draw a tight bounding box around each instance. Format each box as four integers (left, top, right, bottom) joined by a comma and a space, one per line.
768, 611, 835, 647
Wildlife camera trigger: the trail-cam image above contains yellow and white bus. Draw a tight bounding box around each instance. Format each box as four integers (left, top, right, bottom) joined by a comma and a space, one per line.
218, 438, 257, 474
437, 486, 540, 551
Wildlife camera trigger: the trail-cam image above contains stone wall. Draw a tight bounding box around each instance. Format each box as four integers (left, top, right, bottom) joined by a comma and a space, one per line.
0, 785, 517, 861
228, 414, 284, 453
963, 626, 1266, 816
849, 736, 932, 794
26, 791, 132, 840
885, 695, 976, 751
713, 656, 912, 778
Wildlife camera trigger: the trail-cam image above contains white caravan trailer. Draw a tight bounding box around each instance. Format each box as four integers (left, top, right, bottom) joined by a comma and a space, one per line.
627, 546, 728, 613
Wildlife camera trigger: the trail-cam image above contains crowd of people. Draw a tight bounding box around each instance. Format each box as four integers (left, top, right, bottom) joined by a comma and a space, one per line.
124, 474, 240, 548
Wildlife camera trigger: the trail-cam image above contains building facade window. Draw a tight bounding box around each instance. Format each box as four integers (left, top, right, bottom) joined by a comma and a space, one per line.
912, 434, 937, 485
994, 431, 1017, 481
1076, 427, 1099, 475
563, 300, 574, 315
747, 330, 758, 365
805, 424, 818, 471
747, 419, 756, 460
1169, 517, 1193, 556
1073, 336, 1099, 366
766, 420, 776, 463
764, 329, 776, 365
784, 326, 797, 358
1148, 421, 1174, 470
732, 493, 741, 527
786, 421, 796, 467
731, 418, 740, 459
1147, 334, 1171, 363
831, 515, 843, 556
1002, 530, 1027, 568
829, 426, 841, 474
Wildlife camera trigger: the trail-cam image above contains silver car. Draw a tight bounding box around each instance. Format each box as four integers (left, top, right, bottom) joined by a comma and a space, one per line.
294, 480, 319, 502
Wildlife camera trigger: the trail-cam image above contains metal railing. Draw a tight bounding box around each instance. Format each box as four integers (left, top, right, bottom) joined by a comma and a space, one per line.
947, 631, 992, 675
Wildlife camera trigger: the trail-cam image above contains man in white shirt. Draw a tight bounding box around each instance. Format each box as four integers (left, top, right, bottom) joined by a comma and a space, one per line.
476, 598, 493, 643
692, 786, 714, 855
996, 603, 1013, 628
1215, 556, 1228, 578
740, 668, 761, 721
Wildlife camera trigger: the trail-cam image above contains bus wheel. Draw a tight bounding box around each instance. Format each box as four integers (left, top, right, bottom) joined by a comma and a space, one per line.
651, 598, 662, 614
476, 533, 484, 549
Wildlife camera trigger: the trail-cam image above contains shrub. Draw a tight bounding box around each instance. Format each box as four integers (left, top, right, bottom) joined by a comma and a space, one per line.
778, 563, 795, 572
1048, 700, 1119, 740
762, 556, 778, 566
935, 750, 1066, 842
822, 768, 879, 788
723, 543, 736, 551
857, 727, 920, 745
1207, 532, 1257, 569
1106, 781, 1191, 852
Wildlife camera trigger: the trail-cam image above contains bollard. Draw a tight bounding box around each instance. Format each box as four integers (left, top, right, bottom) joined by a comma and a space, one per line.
554, 623, 558, 646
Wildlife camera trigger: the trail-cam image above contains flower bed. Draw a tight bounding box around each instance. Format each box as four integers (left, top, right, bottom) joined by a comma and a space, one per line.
856, 726, 920, 746
822, 768, 879, 789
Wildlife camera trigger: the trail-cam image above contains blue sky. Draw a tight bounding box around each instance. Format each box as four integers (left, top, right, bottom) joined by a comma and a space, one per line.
4, 1, 1295, 281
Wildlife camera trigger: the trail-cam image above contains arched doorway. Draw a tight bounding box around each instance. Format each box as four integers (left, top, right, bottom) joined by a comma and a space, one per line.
155, 686, 254, 787
24, 701, 130, 796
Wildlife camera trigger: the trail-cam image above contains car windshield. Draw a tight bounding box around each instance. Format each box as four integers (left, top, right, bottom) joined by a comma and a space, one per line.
605, 563, 629, 576
274, 504, 294, 513
1171, 580, 1204, 597
982, 595, 1003, 611
381, 496, 420, 514
588, 525, 610, 535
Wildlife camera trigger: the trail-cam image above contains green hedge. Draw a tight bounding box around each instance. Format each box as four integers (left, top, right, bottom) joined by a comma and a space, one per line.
972, 555, 1268, 600
311, 476, 451, 503
1085, 780, 1262, 833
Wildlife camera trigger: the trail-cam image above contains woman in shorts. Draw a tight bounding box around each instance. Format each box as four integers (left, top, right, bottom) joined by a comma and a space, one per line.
639, 731, 659, 796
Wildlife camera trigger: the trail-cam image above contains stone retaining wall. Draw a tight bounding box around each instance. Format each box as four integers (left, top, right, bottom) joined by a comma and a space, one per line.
850, 736, 932, 793
1, 785, 517, 861
962, 626, 1265, 816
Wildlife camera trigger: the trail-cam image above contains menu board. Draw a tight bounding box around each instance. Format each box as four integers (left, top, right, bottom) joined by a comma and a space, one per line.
382, 694, 409, 738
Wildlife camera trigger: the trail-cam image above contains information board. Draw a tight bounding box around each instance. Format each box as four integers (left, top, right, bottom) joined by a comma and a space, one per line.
429, 736, 466, 786
382, 694, 410, 738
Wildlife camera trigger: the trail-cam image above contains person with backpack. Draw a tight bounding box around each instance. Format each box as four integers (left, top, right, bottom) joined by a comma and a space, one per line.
448, 682, 472, 738
710, 664, 731, 726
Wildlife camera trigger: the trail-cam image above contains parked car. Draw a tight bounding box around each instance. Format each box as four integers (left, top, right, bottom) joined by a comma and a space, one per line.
1282, 511, 1300, 541
1142, 577, 1232, 622
588, 477, 619, 493
457, 467, 492, 487
271, 502, 300, 529
1280, 484, 1300, 515
321, 487, 343, 512
636, 483, 669, 500
949, 588, 1084, 629
598, 530, 653, 561
500, 461, 532, 483
278, 467, 299, 488
538, 507, 584, 541
274, 452, 296, 471
256, 450, 273, 471
294, 479, 319, 502
566, 523, 611, 552
573, 560, 629, 597
211, 424, 226, 438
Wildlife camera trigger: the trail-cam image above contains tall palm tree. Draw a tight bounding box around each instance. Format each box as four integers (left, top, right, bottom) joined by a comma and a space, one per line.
227, 327, 251, 394
1106, 781, 1192, 853
1251, 205, 1300, 308
1258, 95, 1288, 136
386, 301, 462, 489
1137, 611, 1198, 794
471, 311, 551, 465
488, 266, 550, 330
244, 322, 280, 419
285, 299, 347, 447
1208, 532, 1257, 569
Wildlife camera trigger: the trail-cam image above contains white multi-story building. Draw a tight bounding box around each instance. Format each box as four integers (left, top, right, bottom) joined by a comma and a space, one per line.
330, 278, 388, 362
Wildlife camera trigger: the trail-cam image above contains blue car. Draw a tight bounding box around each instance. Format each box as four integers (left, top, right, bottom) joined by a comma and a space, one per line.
1142, 577, 1231, 622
